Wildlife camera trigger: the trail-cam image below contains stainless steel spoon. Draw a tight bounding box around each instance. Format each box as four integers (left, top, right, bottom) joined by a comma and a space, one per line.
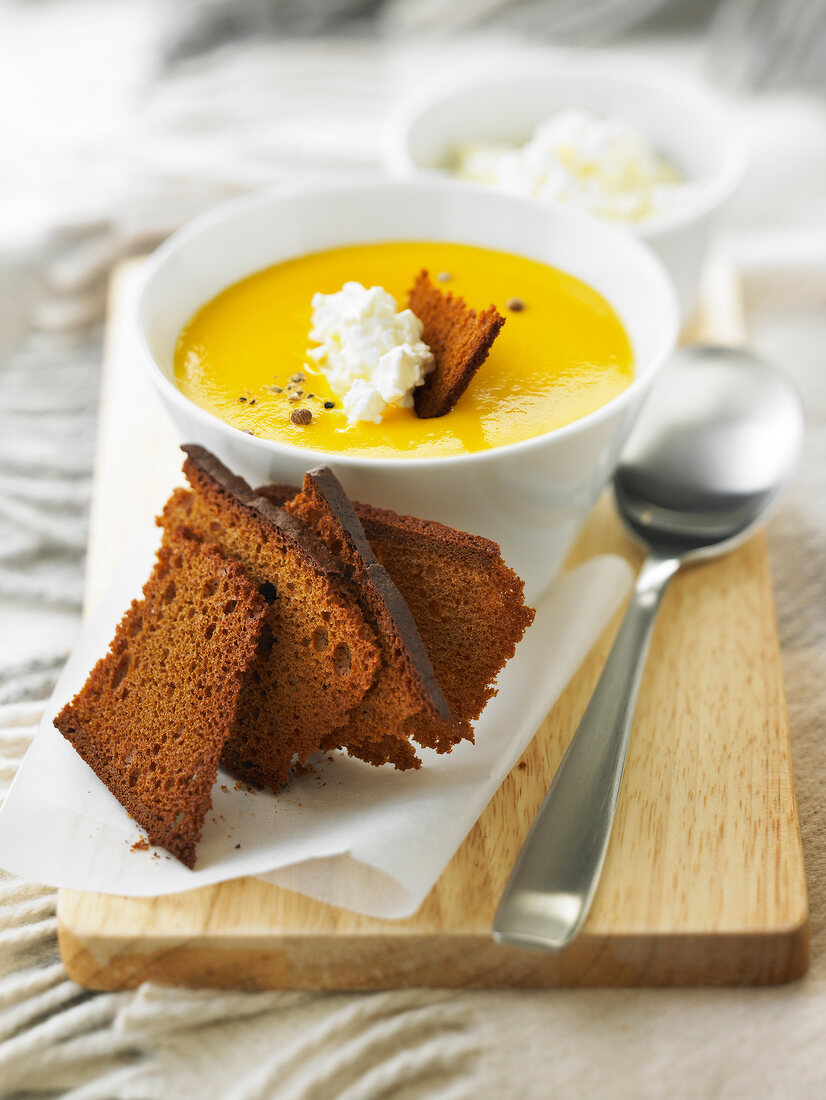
493, 345, 804, 952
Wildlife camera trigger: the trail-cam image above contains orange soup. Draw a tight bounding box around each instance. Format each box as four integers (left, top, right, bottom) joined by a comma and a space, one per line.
174, 241, 633, 459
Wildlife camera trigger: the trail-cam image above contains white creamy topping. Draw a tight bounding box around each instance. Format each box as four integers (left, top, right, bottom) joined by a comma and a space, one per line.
457, 109, 684, 223
308, 282, 434, 424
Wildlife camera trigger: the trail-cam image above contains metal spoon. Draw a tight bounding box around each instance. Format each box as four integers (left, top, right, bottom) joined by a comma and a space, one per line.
493, 345, 804, 952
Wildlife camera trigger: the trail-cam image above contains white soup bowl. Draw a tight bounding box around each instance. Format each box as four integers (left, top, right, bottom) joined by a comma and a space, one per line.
137, 176, 679, 601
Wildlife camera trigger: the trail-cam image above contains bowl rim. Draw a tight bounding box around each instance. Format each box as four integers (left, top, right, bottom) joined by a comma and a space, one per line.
384, 53, 748, 239
136, 173, 680, 472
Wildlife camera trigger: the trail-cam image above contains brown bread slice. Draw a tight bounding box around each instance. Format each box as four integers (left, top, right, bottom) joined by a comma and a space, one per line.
258, 484, 535, 752
356, 504, 535, 748
54, 533, 267, 868
160, 446, 381, 792
281, 466, 452, 771
408, 269, 505, 419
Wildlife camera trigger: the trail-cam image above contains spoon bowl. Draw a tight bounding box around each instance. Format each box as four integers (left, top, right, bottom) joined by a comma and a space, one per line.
494, 344, 804, 952
616, 345, 804, 559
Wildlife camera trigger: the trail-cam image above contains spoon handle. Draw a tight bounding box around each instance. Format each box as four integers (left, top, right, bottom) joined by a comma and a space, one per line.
494, 552, 680, 951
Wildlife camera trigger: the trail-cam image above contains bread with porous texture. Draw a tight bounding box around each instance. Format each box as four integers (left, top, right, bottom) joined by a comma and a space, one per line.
159, 446, 381, 792
356, 503, 534, 746
408, 269, 505, 419
258, 483, 535, 752
54, 533, 267, 868
56, 444, 531, 866
281, 466, 453, 771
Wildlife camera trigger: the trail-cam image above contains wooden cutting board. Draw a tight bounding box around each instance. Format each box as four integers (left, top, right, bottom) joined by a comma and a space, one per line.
57, 261, 808, 990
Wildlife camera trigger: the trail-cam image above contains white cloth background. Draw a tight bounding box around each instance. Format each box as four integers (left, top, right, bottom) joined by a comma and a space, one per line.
1, 2, 825, 1097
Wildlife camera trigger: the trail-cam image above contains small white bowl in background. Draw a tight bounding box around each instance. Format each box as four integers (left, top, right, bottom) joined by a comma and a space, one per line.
386, 57, 746, 321
137, 176, 678, 601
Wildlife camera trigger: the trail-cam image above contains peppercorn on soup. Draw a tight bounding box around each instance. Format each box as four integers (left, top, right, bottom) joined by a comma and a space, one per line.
173, 241, 633, 459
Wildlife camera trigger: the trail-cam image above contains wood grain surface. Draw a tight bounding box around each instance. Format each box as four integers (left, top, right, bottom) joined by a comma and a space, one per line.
57, 262, 808, 990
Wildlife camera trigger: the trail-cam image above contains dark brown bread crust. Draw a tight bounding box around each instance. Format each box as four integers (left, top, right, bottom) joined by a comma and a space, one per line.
258, 482, 535, 751
54, 534, 267, 868
162, 447, 381, 792
283, 466, 451, 771
408, 270, 505, 419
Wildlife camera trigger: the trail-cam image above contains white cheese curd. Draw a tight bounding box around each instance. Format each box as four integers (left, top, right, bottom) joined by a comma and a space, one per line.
456, 109, 684, 223
308, 282, 434, 425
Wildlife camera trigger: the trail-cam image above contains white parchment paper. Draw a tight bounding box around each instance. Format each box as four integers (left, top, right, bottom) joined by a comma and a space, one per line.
0, 526, 631, 918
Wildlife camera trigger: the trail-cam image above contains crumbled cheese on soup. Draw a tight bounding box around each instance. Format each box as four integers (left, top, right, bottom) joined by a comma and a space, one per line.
308, 282, 434, 424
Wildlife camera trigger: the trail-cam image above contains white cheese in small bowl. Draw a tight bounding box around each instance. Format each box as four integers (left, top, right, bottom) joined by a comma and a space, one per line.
308, 282, 434, 424
457, 109, 685, 224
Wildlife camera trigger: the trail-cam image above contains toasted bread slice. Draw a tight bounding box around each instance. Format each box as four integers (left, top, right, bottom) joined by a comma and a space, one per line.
55, 533, 267, 868
258, 483, 534, 754
160, 446, 381, 792
408, 269, 505, 419
282, 466, 451, 770
354, 502, 534, 748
